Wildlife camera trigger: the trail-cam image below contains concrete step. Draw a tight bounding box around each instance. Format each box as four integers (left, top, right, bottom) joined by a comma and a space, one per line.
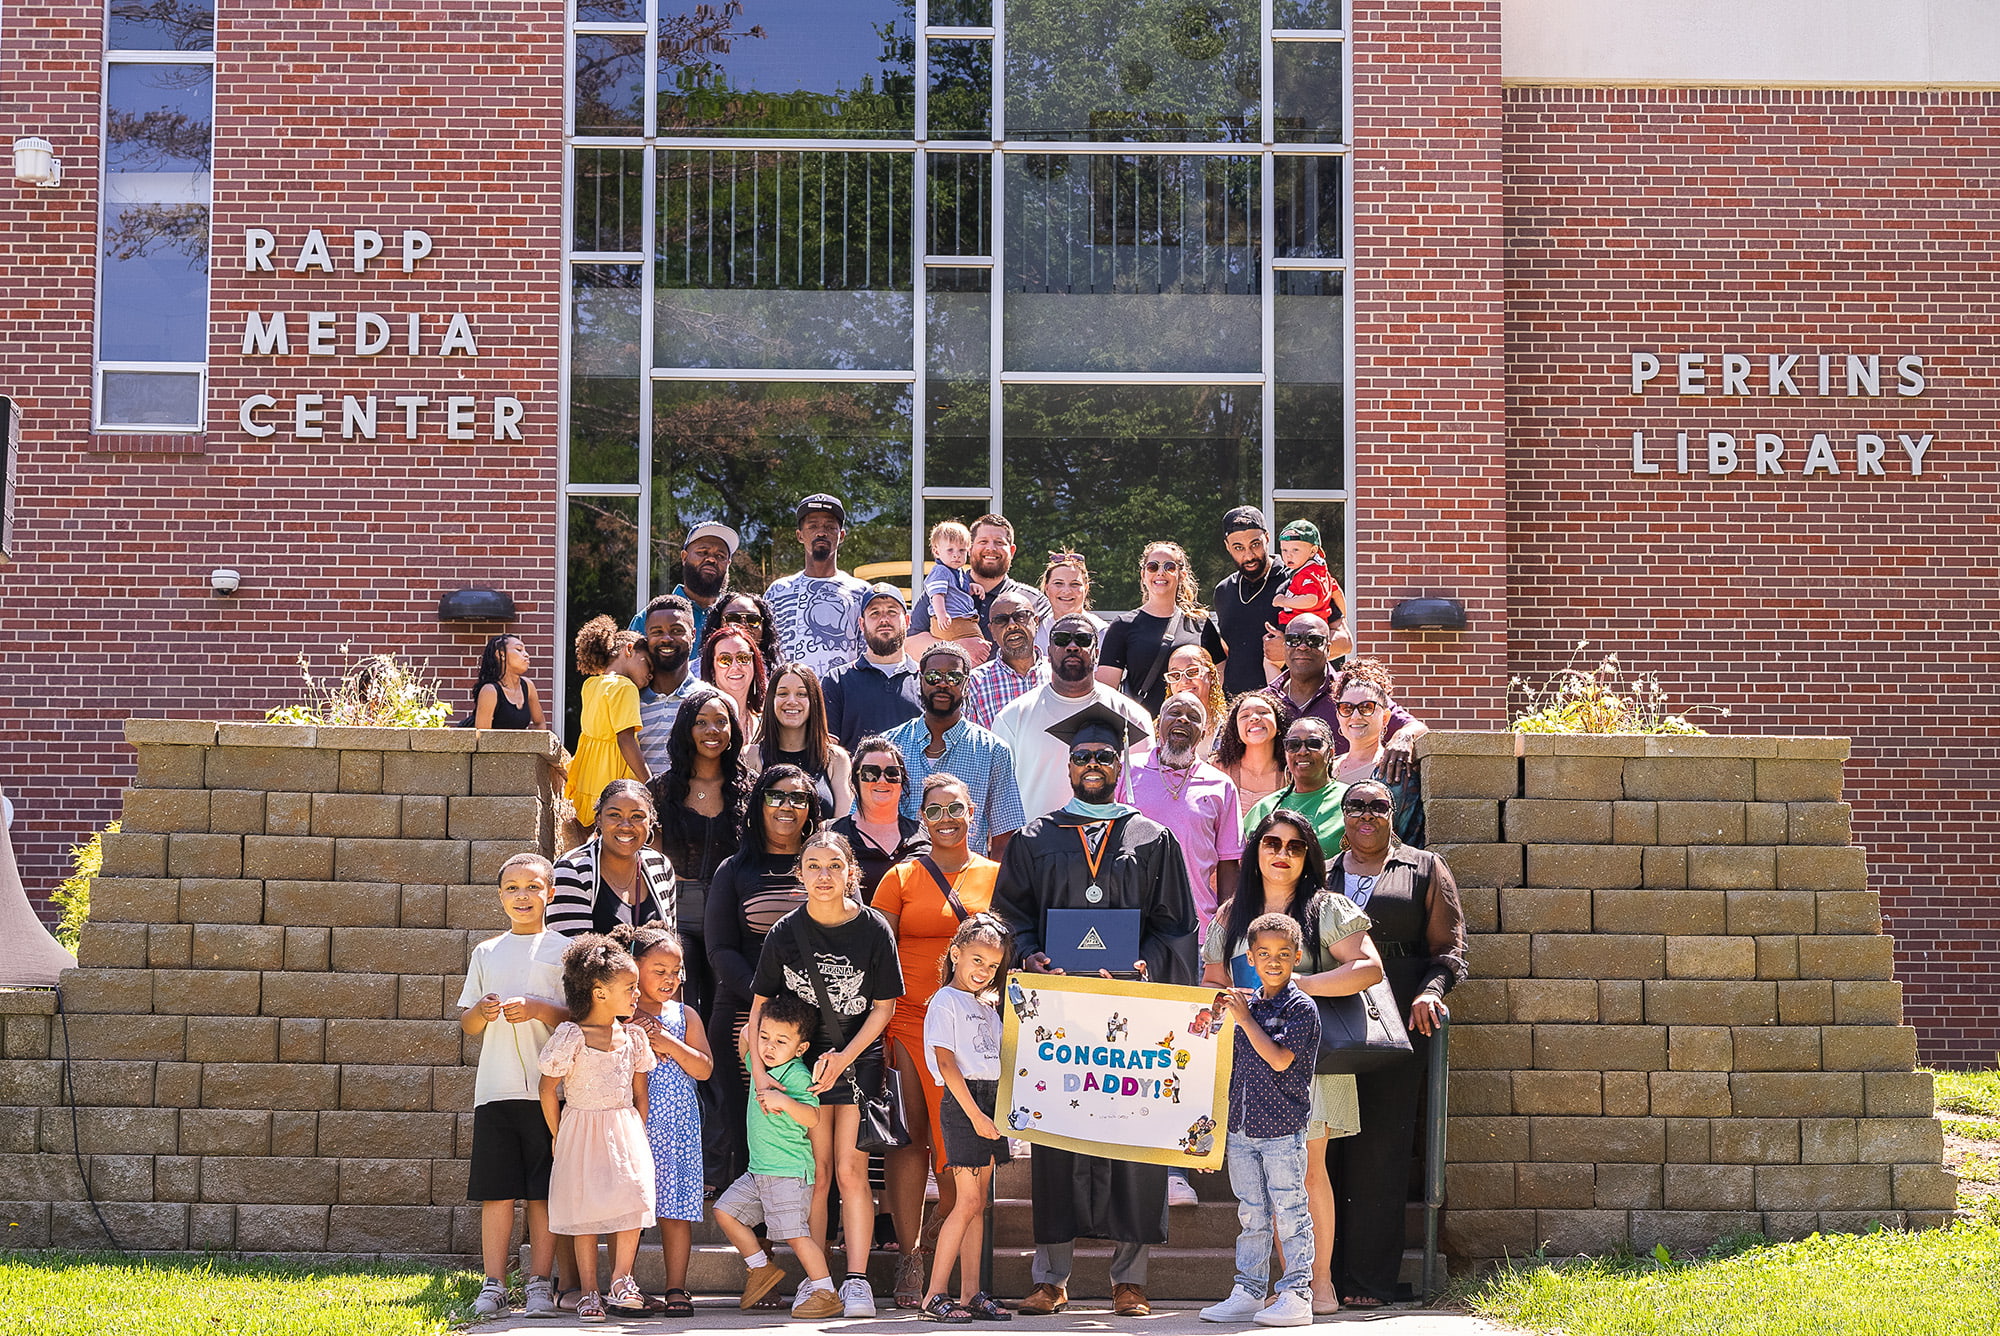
989, 1198, 1241, 1248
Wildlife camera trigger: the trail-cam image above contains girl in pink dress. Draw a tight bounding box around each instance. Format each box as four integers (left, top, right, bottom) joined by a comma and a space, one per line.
539, 935, 658, 1321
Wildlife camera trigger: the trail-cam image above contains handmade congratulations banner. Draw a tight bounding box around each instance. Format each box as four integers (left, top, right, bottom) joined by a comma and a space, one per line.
997, 971, 1236, 1170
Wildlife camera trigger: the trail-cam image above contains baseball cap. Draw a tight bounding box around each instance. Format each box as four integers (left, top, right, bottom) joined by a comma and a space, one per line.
861, 582, 906, 612
796, 494, 846, 525
1221, 505, 1268, 536
1278, 520, 1321, 547
683, 521, 740, 555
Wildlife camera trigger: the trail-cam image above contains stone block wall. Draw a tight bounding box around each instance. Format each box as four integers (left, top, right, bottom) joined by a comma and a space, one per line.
1424, 733, 1957, 1266
0, 721, 555, 1255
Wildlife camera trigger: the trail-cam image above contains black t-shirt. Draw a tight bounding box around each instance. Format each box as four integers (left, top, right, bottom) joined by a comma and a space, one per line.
752, 905, 905, 1055
1101, 609, 1227, 715
1212, 564, 1288, 696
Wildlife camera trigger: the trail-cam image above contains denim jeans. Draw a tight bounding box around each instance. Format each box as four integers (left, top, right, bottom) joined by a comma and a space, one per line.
1225, 1129, 1313, 1298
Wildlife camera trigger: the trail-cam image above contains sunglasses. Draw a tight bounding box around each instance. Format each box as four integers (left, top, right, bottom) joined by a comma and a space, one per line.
856, 764, 904, 783
1144, 559, 1182, 573
1334, 700, 1382, 718
761, 790, 815, 810
1049, 630, 1097, 649
1259, 835, 1310, 858
1284, 736, 1329, 752
1284, 632, 1329, 649
921, 800, 971, 821
989, 609, 1036, 626
1343, 798, 1393, 816
1047, 550, 1084, 564
720, 610, 763, 627
1070, 747, 1120, 767
1162, 667, 1206, 683
922, 669, 968, 686
714, 652, 757, 669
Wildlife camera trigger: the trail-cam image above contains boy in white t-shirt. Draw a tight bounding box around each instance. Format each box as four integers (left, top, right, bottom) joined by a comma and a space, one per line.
457, 852, 570, 1318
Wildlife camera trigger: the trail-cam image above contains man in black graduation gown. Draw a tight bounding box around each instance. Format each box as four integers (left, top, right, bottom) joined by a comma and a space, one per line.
993, 701, 1199, 1318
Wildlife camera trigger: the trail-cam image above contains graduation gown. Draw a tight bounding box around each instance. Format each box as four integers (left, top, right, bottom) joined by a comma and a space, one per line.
993, 809, 1199, 1246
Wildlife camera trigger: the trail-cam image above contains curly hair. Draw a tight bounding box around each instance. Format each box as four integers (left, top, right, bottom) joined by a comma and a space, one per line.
712, 591, 782, 671
573, 615, 636, 675
759, 663, 834, 776
1138, 539, 1206, 616
610, 920, 683, 963
559, 933, 638, 1020
700, 624, 768, 716
1213, 688, 1286, 770
1164, 644, 1227, 730
759, 989, 819, 1040
1333, 657, 1395, 705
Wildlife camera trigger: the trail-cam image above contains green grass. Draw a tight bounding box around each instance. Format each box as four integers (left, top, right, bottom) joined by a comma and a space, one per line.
1929, 1069, 2000, 1118
1943, 1116, 2000, 1143
1960, 1154, 2000, 1186
1466, 1223, 2000, 1336
0, 1253, 473, 1336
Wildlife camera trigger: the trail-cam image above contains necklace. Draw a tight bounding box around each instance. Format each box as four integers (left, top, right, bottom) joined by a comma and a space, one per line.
1235, 564, 1279, 605
1154, 757, 1196, 803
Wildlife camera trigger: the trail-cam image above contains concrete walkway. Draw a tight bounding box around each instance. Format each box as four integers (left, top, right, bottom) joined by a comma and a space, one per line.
470, 1297, 1516, 1335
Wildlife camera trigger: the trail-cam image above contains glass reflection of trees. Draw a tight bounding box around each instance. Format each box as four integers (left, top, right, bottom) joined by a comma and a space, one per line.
104, 64, 212, 271
108, 0, 214, 51
658, 0, 914, 138
571, 265, 644, 486
1007, 0, 1260, 142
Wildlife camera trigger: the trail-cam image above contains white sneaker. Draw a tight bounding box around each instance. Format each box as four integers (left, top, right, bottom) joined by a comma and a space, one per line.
841, 1275, 878, 1317
523, 1275, 560, 1318
1253, 1290, 1314, 1326
1201, 1285, 1266, 1322
472, 1276, 509, 1318
1167, 1174, 1200, 1208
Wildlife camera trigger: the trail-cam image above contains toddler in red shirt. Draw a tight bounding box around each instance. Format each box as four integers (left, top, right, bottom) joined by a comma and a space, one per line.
1270, 520, 1345, 627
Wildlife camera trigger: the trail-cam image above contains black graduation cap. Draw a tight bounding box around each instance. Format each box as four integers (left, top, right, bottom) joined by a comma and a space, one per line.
1045, 700, 1149, 751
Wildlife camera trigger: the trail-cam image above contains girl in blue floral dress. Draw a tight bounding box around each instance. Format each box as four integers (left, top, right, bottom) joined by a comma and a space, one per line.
616, 923, 713, 1316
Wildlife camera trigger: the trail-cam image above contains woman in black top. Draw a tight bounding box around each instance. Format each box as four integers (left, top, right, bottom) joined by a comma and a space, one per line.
1325, 779, 1466, 1309
830, 735, 928, 903
746, 663, 852, 818
1097, 539, 1226, 715
647, 688, 753, 1025
703, 763, 821, 1186
471, 633, 547, 730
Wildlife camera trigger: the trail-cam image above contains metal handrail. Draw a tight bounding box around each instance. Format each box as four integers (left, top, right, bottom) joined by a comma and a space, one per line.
1422, 1014, 1451, 1304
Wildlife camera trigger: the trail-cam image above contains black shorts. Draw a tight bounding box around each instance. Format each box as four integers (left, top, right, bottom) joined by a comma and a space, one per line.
815, 1044, 884, 1108
467, 1099, 555, 1202
939, 1079, 1011, 1170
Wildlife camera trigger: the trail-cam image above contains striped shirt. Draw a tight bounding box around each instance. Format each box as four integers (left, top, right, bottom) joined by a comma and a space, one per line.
547, 836, 677, 937
965, 651, 1051, 730
882, 715, 1026, 855
637, 673, 702, 778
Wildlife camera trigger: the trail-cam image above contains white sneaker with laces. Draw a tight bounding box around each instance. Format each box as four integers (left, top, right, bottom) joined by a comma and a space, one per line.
1167, 1174, 1200, 1208
523, 1275, 560, 1318
841, 1275, 878, 1317
472, 1276, 509, 1318
1201, 1285, 1266, 1322
1253, 1290, 1314, 1326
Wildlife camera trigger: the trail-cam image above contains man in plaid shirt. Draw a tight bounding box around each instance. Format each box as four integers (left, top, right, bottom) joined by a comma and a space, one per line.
964, 588, 1050, 728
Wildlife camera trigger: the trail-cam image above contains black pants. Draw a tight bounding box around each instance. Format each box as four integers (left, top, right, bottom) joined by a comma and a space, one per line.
1329, 1030, 1430, 1303
705, 1000, 751, 1188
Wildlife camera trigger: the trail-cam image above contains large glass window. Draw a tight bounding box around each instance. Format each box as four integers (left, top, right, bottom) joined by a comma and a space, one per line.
564, 1, 1350, 716
99, 8, 215, 430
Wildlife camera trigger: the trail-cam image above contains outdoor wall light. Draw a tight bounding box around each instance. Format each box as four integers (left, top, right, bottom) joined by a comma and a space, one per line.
209, 568, 240, 596
12, 137, 61, 187
1389, 597, 1467, 631
438, 588, 517, 621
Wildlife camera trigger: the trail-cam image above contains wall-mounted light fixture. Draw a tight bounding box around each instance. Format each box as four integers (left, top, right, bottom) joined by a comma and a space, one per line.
438, 588, 517, 621
12, 137, 61, 188
209, 568, 240, 596
1389, 597, 1466, 631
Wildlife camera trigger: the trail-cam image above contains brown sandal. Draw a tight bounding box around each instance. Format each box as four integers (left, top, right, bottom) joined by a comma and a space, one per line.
896, 1248, 932, 1309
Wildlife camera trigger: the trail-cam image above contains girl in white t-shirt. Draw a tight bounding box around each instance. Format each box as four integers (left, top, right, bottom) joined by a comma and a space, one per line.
919, 914, 1014, 1322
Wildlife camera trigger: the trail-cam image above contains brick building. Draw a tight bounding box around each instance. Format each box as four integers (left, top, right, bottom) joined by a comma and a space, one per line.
2, 1, 1994, 1062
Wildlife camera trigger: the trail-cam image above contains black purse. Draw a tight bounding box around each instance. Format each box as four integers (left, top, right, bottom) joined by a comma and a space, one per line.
1306, 880, 1413, 1074
796, 915, 910, 1152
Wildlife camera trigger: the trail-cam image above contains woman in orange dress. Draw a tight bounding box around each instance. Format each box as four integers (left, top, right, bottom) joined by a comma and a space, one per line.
869, 772, 999, 1308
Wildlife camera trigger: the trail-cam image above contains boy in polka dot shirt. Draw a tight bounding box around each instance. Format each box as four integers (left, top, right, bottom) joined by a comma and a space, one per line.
1199, 912, 1321, 1328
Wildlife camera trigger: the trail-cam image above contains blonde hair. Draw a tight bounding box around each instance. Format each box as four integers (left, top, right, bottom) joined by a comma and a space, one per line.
1140, 540, 1206, 616
929, 519, 971, 552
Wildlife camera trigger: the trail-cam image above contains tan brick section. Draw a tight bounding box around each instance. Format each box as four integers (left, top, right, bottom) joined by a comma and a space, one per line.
1420, 733, 1954, 1269
0, 724, 557, 1259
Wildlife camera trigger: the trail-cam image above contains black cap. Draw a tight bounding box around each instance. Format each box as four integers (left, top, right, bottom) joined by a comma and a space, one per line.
796, 494, 846, 524
1221, 505, 1267, 536
1044, 701, 1149, 752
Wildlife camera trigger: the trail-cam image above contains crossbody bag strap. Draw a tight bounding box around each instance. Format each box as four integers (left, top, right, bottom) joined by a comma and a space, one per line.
1132, 609, 1187, 704
917, 854, 970, 922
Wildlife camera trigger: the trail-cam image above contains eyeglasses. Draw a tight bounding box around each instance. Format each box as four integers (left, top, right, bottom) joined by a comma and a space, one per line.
856, 764, 904, 783
1334, 700, 1382, 718
1049, 630, 1097, 649
1259, 835, 1310, 858
1284, 736, 1328, 752
989, 610, 1035, 626
1070, 747, 1120, 767
714, 652, 756, 669
1162, 667, 1206, 684
1144, 559, 1182, 573
1284, 632, 1329, 649
921, 800, 971, 820
761, 790, 815, 810
922, 669, 968, 686
720, 610, 763, 627
1343, 798, 1394, 816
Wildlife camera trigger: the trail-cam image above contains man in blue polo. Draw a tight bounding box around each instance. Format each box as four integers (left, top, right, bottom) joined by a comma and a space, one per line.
821, 583, 923, 752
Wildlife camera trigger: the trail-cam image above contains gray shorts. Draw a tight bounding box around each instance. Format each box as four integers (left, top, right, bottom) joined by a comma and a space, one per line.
713, 1171, 813, 1242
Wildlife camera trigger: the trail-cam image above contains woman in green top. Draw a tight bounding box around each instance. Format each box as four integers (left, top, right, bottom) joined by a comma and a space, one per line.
1242, 716, 1347, 859
1202, 806, 1385, 1316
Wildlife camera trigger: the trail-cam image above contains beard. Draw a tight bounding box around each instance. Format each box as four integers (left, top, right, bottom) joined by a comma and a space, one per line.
808, 536, 836, 561
1074, 772, 1117, 803
864, 624, 905, 657
970, 549, 1008, 579
1158, 735, 1200, 768
1236, 553, 1270, 582
650, 643, 691, 677
1051, 655, 1092, 682
683, 562, 727, 599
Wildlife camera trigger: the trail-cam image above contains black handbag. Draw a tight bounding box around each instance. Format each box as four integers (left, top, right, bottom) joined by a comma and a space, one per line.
1305, 883, 1414, 1074
796, 916, 911, 1151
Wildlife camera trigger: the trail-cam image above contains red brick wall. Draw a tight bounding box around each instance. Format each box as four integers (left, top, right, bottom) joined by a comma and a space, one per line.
1352, 1, 1512, 728
1504, 86, 2000, 1064
0, 2, 564, 903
